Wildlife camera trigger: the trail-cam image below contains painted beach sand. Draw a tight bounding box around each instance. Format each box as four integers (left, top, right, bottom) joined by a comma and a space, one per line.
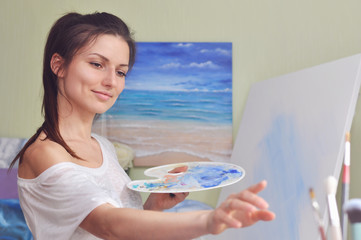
92, 42, 233, 166
93, 117, 232, 166
127, 162, 244, 193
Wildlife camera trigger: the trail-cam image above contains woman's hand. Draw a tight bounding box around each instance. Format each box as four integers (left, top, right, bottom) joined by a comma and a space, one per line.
144, 192, 189, 211
206, 180, 275, 235
143, 165, 189, 211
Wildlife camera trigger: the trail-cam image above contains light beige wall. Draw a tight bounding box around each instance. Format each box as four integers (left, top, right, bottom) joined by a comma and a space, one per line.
1, 0, 361, 207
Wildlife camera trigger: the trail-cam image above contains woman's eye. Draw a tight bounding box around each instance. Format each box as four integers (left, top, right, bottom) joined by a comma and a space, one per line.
90, 62, 102, 68
117, 71, 127, 78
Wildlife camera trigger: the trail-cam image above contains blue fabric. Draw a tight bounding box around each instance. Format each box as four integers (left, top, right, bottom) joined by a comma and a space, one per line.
0, 199, 33, 240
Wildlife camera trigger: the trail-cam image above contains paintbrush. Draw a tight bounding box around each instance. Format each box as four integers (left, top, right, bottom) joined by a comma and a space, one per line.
325, 176, 342, 240
309, 188, 327, 240
341, 132, 351, 240
344, 199, 361, 240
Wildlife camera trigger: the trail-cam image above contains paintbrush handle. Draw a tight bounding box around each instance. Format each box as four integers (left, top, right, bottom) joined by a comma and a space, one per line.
325, 177, 342, 240
319, 226, 327, 240
351, 223, 361, 240
341, 133, 351, 240
342, 182, 350, 240
330, 225, 342, 240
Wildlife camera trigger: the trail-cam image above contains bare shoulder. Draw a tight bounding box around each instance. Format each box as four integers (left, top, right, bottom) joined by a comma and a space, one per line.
18, 134, 72, 179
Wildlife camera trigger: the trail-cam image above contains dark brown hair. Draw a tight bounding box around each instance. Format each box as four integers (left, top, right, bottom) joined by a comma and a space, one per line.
9, 12, 136, 171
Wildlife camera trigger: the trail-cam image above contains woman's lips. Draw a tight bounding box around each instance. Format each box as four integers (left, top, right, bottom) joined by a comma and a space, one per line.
93, 90, 112, 101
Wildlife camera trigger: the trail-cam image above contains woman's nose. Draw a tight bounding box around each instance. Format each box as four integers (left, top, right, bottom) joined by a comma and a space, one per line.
103, 68, 117, 87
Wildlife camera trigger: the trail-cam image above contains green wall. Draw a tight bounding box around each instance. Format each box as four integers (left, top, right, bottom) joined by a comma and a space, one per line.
1, 0, 361, 209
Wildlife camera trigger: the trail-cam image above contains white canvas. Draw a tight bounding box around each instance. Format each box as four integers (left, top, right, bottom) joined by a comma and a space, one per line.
208, 54, 361, 240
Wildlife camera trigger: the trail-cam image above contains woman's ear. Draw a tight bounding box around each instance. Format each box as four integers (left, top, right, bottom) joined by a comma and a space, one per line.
50, 53, 65, 77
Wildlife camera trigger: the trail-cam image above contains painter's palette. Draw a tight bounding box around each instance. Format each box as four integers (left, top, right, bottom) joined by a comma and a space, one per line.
127, 162, 245, 193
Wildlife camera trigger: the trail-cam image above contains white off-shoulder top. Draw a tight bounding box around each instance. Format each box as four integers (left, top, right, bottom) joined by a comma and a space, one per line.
17, 133, 143, 240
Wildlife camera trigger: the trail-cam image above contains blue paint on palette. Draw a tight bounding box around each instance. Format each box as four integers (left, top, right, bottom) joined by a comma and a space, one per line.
128, 162, 245, 193
187, 166, 233, 188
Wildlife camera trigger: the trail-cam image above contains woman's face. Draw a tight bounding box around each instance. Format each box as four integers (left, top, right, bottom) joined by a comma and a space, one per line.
57, 34, 129, 116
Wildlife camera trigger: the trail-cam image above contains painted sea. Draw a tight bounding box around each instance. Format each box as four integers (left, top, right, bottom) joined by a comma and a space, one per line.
108, 89, 231, 124
92, 42, 233, 166
93, 89, 232, 166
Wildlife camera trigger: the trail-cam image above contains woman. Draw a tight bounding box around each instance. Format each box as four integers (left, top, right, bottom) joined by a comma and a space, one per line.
9, 12, 275, 240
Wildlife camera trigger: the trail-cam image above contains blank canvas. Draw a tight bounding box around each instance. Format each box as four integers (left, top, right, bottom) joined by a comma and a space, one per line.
209, 54, 361, 239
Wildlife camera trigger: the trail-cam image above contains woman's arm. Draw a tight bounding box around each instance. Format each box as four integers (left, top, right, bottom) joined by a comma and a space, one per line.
81, 205, 210, 240
80, 180, 275, 240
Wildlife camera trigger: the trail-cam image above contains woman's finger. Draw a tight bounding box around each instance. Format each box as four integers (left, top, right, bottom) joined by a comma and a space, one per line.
168, 166, 188, 173
251, 209, 276, 222
246, 180, 267, 194
169, 192, 189, 201
223, 198, 257, 213
235, 189, 269, 209
209, 208, 242, 234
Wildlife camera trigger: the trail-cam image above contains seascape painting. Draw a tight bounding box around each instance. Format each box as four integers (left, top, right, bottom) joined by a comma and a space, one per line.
92, 42, 233, 166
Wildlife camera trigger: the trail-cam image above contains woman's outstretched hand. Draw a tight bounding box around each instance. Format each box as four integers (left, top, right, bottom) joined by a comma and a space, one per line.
207, 180, 275, 235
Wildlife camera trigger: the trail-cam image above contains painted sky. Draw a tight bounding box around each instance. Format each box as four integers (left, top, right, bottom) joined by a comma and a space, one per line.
125, 42, 232, 92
